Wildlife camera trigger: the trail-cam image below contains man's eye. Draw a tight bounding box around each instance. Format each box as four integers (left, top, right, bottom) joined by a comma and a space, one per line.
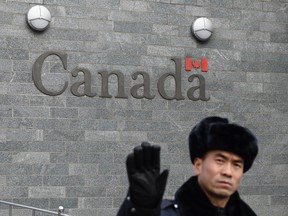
216, 158, 224, 163
234, 163, 243, 168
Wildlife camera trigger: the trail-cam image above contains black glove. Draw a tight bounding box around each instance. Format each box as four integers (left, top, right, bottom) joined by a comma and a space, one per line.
126, 142, 169, 209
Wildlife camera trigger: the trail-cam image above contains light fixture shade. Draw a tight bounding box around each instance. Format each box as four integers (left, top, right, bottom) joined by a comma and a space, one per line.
27, 5, 51, 31
192, 17, 213, 41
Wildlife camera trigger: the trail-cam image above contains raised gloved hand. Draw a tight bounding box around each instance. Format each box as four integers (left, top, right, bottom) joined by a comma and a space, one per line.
126, 142, 169, 209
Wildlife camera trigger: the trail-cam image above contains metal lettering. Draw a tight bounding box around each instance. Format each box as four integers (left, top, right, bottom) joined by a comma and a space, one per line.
71, 67, 97, 97
157, 57, 185, 100
98, 71, 128, 99
187, 74, 210, 101
131, 71, 155, 99
32, 51, 68, 96
32, 52, 210, 101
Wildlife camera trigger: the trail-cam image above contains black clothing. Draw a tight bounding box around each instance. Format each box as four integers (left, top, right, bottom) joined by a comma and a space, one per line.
117, 176, 257, 216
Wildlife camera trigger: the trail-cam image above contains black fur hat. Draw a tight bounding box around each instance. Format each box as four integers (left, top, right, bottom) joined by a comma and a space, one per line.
189, 116, 258, 172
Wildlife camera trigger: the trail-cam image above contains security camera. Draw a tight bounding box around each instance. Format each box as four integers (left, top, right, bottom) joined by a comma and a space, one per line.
27, 5, 51, 31
191, 17, 213, 42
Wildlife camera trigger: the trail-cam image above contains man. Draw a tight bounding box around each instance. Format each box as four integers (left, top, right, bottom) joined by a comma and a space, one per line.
117, 116, 259, 216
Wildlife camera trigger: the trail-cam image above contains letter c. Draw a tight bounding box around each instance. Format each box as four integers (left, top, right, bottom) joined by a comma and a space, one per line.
32, 51, 68, 96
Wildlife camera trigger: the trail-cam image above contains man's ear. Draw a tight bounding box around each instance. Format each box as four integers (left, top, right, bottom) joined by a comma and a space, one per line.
193, 157, 202, 175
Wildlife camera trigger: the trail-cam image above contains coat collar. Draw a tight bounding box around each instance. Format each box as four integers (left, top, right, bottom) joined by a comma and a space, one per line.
174, 176, 256, 216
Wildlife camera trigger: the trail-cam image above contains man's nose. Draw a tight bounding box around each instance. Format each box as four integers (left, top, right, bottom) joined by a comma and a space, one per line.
221, 163, 232, 177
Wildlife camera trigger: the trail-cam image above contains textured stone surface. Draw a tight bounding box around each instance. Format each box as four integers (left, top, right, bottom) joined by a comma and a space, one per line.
0, 0, 287, 216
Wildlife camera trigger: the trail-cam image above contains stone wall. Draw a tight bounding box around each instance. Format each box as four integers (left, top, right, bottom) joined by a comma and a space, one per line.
0, 0, 287, 215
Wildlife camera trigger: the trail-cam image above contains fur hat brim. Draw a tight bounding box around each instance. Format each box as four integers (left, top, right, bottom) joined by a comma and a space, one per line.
189, 116, 258, 172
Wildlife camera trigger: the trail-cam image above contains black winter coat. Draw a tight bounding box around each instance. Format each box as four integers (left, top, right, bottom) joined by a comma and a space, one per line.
117, 176, 257, 216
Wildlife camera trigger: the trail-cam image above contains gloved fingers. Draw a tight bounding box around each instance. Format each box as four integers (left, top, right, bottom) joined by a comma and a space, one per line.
157, 169, 169, 194
141, 142, 153, 170
126, 153, 136, 175
151, 145, 161, 172
128, 143, 161, 173
134, 145, 144, 172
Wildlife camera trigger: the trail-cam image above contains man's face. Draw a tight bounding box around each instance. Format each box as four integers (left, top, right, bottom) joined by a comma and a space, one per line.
194, 150, 244, 203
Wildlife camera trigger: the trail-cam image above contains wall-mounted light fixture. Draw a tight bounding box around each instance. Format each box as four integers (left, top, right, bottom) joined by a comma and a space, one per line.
27, 5, 51, 32
191, 17, 213, 42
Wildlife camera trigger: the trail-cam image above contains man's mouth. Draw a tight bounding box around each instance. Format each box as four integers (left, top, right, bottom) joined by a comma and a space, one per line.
217, 180, 232, 187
